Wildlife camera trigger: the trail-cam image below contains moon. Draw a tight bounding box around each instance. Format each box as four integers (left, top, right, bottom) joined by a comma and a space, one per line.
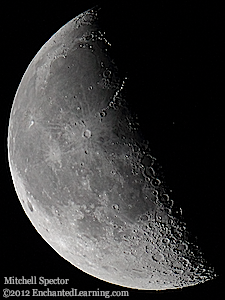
7, 6, 217, 290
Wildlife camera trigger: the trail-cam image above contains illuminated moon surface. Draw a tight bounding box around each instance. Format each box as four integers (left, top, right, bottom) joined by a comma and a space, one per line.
8, 7, 217, 290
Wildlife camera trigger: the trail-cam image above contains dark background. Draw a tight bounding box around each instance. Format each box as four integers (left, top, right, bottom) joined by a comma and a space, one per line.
2, 1, 224, 299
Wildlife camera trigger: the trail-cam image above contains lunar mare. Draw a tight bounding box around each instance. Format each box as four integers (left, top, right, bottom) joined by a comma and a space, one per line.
8, 7, 216, 290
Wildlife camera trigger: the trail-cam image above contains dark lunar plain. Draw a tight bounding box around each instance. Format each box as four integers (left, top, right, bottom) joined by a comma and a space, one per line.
2, 0, 224, 298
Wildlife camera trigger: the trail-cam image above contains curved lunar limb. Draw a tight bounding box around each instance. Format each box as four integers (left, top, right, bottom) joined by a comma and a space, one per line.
8, 6, 217, 290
